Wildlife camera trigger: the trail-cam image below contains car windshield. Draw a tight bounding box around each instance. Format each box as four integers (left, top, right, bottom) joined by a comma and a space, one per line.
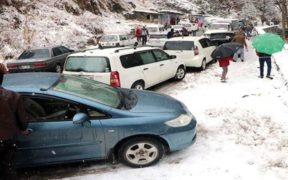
147, 27, 158, 33
149, 34, 167, 39
210, 33, 233, 39
18, 49, 50, 59
164, 41, 194, 50
53, 75, 121, 108
100, 35, 118, 42
65, 56, 110, 72
209, 24, 229, 30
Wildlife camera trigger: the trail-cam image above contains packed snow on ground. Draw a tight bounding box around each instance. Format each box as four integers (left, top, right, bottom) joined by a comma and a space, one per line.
58, 42, 288, 180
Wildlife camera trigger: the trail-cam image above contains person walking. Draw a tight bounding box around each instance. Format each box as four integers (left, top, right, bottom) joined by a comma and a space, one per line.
218, 56, 234, 82
167, 28, 174, 39
135, 25, 142, 42
0, 63, 29, 180
141, 26, 149, 45
232, 30, 248, 62
256, 51, 273, 79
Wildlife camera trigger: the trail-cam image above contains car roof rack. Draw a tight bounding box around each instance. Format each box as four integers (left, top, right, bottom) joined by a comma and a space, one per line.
114, 42, 140, 53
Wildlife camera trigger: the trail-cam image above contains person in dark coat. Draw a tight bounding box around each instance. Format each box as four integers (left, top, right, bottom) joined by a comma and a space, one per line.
167, 28, 174, 39
256, 52, 273, 79
0, 63, 29, 180
141, 26, 149, 45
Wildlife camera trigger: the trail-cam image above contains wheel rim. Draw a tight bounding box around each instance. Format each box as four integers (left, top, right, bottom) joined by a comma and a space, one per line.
125, 142, 159, 165
176, 68, 185, 79
134, 84, 144, 90
55, 65, 62, 73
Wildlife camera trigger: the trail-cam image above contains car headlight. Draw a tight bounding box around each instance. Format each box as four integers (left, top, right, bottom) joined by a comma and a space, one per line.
165, 114, 193, 127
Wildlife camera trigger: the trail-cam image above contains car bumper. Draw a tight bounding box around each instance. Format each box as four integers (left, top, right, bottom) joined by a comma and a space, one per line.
184, 56, 203, 67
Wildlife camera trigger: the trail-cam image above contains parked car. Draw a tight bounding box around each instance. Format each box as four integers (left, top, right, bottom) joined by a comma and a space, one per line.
63, 46, 186, 90
99, 34, 136, 47
146, 33, 168, 47
3, 72, 197, 168
178, 21, 198, 33
163, 37, 216, 70
146, 24, 166, 34
6, 46, 74, 73
204, 30, 235, 46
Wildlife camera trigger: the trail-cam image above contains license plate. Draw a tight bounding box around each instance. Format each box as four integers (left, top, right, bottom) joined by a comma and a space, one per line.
19, 65, 30, 69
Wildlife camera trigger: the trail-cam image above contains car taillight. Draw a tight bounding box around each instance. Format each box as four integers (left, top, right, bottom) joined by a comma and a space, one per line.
34, 62, 47, 68
7, 64, 17, 69
193, 46, 199, 56
110, 71, 121, 87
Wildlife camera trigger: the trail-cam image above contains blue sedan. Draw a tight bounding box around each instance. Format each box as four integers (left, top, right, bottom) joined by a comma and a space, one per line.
3, 73, 197, 168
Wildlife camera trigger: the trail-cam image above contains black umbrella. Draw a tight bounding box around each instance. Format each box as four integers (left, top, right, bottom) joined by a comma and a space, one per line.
211, 42, 242, 60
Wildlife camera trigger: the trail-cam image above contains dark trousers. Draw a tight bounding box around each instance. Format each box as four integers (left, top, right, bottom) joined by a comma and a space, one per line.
142, 35, 147, 45
259, 57, 271, 77
0, 140, 17, 180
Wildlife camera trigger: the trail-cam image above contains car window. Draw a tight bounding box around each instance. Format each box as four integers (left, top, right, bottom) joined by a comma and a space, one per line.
120, 53, 143, 68
18, 49, 50, 59
152, 49, 170, 61
65, 56, 110, 72
138, 51, 156, 64
199, 39, 208, 48
59, 46, 71, 54
23, 96, 107, 122
52, 47, 62, 56
205, 39, 213, 47
164, 41, 194, 50
53, 75, 121, 108
120, 35, 127, 40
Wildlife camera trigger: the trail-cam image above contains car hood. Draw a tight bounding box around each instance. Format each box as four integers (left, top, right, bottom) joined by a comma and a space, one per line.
130, 90, 186, 113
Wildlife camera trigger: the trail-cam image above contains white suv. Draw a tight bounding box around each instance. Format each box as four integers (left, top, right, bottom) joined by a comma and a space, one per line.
63, 46, 186, 89
163, 37, 216, 70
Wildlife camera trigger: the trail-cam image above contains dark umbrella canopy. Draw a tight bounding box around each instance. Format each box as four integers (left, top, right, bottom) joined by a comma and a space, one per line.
211, 42, 242, 59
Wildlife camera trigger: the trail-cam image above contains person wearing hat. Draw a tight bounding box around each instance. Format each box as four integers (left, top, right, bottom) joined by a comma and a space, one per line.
0, 63, 29, 180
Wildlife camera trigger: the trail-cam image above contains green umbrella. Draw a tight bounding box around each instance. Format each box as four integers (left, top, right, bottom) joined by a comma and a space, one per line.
252, 33, 285, 55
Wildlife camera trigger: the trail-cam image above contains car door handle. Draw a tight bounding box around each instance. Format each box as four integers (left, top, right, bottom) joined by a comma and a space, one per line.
143, 68, 149, 71
160, 64, 164, 66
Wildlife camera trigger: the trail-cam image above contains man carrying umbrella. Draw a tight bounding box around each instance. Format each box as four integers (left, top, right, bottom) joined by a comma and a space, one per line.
252, 33, 285, 79
211, 42, 242, 82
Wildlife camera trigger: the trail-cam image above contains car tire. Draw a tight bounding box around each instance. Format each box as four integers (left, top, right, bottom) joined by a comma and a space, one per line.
55, 64, 62, 73
118, 137, 164, 168
131, 81, 144, 90
200, 59, 206, 70
174, 66, 186, 80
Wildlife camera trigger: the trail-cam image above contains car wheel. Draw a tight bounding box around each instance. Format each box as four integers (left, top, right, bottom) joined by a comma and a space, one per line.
174, 66, 186, 80
118, 137, 164, 168
131, 81, 144, 90
55, 64, 62, 73
201, 59, 206, 70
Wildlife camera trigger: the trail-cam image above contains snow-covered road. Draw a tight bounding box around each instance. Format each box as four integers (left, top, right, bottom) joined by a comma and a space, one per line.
20, 41, 288, 180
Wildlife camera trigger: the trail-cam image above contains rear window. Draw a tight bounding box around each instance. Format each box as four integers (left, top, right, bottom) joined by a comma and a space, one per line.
65, 56, 110, 72
18, 49, 50, 59
164, 41, 194, 50
210, 33, 234, 39
100, 35, 118, 42
149, 34, 167, 39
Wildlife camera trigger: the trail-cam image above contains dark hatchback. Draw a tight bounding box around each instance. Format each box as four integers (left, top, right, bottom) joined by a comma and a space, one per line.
7, 46, 74, 73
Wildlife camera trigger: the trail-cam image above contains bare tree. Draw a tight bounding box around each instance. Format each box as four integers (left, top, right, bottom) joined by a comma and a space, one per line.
275, 0, 287, 38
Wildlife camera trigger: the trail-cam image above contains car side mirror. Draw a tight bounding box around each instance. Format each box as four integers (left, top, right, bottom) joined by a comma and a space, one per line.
170, 55, 177, 59
73, 113, 90, 127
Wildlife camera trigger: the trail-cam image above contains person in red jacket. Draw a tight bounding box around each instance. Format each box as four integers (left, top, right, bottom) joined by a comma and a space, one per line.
135, 25, 142, 42
0, 63, 29, 180
218, 56, 233, 82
